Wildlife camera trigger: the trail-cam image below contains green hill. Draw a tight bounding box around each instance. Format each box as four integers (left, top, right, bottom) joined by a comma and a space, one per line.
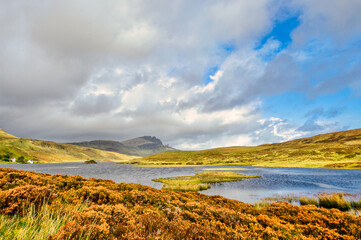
0, 129, 138, 163
69, 136, 176, 157
133, 128, 361, 169
0, 129, 18, 140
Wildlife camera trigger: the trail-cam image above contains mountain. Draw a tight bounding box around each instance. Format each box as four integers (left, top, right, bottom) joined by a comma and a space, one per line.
69, 136, 176, 157
0, 129, 137, 163
135, 128, 361, 169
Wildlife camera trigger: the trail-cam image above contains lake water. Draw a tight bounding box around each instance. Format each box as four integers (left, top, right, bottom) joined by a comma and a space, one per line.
1, 162, 361, 204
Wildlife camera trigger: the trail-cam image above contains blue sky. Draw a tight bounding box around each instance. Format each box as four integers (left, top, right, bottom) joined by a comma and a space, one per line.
0, 1, 360, 149
256, 15, 300, 52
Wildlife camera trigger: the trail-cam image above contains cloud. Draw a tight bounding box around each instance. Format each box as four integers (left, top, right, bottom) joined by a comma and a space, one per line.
0, 0, 359, 149
305, 107, 344, 120
298, 106, 347, 133
291, 0, 361, 45
297, 120, 324, 132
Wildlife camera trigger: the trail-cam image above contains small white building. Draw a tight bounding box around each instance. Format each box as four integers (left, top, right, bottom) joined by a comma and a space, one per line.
27, 160, 34, 164
10, 158, 16, 162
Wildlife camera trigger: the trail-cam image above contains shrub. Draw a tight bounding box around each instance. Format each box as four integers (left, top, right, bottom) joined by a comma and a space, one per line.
0, 185, 55, 215
1, 168, 361, 239
2, 154, 10, 162
16, 156, 27, 164
84, 160, 97, 164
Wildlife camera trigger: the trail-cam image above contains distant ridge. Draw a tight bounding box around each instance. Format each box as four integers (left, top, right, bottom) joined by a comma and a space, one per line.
69, 136, 176, 157
137, 128, 361, 169
0, 129, 137, 163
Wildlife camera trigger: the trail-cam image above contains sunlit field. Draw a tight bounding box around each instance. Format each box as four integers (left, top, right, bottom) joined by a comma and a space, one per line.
133, 129, 361, 169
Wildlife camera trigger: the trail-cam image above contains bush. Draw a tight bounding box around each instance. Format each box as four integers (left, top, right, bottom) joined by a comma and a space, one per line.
0, 185, 55, 215
2, 154, 10, 162
16, 156, 26, 164
84, 160, 97, 164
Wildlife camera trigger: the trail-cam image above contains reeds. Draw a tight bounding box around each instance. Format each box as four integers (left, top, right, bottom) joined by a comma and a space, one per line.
0, 203, 86, 240
299, 193, 353, 211
318, 193, 351, 211
299, 196, 318, 207
256, 192, 361, 212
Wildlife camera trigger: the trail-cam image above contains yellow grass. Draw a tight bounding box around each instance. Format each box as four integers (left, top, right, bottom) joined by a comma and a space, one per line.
0, 203, 87, 240
202, 168, 248, 171
153, 171, 259, 191
132, 128, 361, 169
0, 138, 139, 163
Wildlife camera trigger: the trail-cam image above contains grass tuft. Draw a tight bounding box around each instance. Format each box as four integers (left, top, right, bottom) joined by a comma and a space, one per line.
153, 172, 259, 191
318, 193, 352, 211
0, 203, 87, 240
299, 196, 318, 207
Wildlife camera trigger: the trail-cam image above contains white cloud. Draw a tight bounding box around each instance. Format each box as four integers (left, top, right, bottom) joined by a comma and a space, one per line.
291, 0, 361, 45
0, 0, 358, 150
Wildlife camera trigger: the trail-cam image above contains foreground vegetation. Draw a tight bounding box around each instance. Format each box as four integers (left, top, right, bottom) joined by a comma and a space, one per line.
0, 129, 137, 163
0, 203, 87, 240
133, 128, 361, 169
153, 172, 259, 191
1, 168, 361, 239
255, 192, 361, 213
299, 193, 361, 212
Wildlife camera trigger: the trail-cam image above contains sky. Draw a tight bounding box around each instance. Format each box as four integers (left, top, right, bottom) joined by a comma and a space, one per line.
0, 0, 360, 150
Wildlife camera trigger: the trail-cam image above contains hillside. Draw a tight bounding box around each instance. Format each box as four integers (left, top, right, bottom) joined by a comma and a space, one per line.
0, 129, 137, 163
134, 128, 361, 169
0, 129, 18, 140
69, 136, 176, 157
1, 168, 360, 239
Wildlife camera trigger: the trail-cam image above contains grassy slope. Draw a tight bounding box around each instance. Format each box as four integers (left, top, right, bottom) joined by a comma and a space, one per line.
136, 128, 361, 168
0, 129, 138, 163
0, 129, 18, 140
1, 168, 360, 239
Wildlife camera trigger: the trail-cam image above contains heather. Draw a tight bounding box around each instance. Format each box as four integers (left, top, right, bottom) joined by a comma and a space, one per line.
0, 168, 361, 239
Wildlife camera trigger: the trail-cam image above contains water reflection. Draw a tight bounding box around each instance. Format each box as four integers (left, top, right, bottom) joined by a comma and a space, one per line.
1, 162, 361, 204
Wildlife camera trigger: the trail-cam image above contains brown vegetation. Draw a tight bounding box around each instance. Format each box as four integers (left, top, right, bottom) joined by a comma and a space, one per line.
0, 168, 361, 239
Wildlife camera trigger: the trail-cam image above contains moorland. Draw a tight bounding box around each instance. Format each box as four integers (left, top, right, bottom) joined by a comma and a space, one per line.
1, 167, 361, 240
2, 128, 361, 169
0, 129, 137, 163
133, 128, 361, 169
